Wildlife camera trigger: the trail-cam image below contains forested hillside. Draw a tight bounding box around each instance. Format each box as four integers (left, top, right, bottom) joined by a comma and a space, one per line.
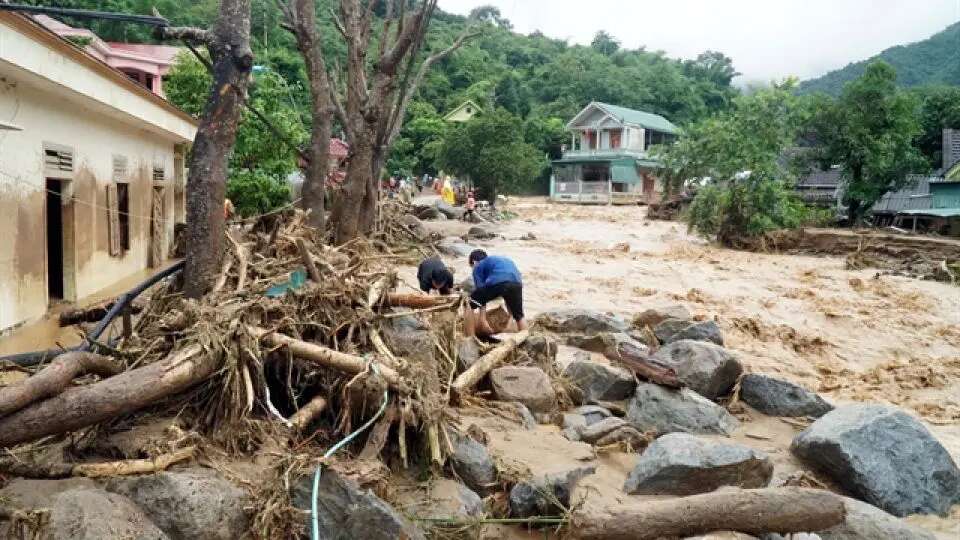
799, 21, 960, 95
25, 1, 739, 184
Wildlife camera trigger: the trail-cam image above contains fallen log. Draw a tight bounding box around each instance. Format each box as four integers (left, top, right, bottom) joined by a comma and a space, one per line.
0, 352, 124, 418
0, 344, 208, 448
296, 237, 322, 284
570, 487, 846, 540
450, 330, 528, 400
384, 292, 453, 309
614, 341, 681, 387
0, 447, 195, 479
249, 326, 402, 388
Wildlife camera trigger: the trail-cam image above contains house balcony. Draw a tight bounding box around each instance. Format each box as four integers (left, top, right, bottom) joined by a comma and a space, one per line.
561, 147, 648, 160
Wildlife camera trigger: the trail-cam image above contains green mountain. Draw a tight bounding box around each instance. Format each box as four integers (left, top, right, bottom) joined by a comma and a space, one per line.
799, 21, 960, 95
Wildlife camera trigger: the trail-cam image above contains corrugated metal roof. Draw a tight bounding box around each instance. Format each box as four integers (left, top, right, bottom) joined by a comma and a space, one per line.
593, 102, 679, 135
897, 208, 960, 218
873, 175, 934, 213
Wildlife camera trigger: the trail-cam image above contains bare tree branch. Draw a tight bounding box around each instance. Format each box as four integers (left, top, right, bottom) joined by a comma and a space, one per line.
328, 8, 348, 40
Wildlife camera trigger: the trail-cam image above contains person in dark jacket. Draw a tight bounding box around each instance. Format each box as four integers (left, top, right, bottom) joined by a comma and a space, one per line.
417, 256, 454, 295
465, 249, 526, 336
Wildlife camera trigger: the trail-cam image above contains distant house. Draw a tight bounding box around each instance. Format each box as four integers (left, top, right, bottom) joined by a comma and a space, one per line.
443, 100, 481, 123
34, 15, 181, 97
551, 102, 678, 204
289, 138, 351, 197
0, 12, 197, 332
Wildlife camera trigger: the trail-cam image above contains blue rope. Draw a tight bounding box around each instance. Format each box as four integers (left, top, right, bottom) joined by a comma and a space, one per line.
311, 364, 390, 540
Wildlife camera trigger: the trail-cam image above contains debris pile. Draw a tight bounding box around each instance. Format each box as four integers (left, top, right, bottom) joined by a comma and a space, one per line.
0, 204, 956, 540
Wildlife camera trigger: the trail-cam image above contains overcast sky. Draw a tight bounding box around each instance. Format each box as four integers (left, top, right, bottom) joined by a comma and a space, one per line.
437, 0, 960, 84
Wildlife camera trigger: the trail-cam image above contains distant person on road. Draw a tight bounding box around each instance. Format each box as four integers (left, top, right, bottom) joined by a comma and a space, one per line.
417, 256, 454, 295
462, 190, 477, 221
465, 249, 526, 336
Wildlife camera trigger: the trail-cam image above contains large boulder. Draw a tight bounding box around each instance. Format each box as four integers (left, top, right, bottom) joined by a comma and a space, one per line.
518, 334, 559, 369
457, 337, 481, 372
740, 374, 833, 418
655, 319, 724, 346
574, 405, 613, 424
106, 467, 249, 540
437, 237, 476, 258
651, 340, 742, 400
490, 366, 557, 413
577, 417, 629, 444
292, 468, 424, 540
509, 465, 596, 518
436, 200, 465, 219
466, 226, 495, 239
534, 309, 629, 335
633, 304, 692, 328
398, 214, 429, 242
46, 488, 170, 540
791, 404, 960, 517
382, 316, 434, 365
819, 496, 937, 540
414, 205, 442, 220
399, 478, 483, 520
563, 354, 636, 402
627, 382, 739, 436
623, 433, 772, 495
448, 430, 498, 494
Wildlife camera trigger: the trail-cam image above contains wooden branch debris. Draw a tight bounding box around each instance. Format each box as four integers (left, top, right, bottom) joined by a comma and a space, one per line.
72, 446, 196, 478
570, 487, 846, 540
384, 293, 454, 309
614, 341, 681, 387
358, 404, 396, 460
0, 345, 207, 448
296, 237, 323, 283
226, 230, 249, 292
450, 330, 529, 400
288, 394, 328, 433
249, 326, 402, 389
0, 352, 123, 418
59, 300, 142, 326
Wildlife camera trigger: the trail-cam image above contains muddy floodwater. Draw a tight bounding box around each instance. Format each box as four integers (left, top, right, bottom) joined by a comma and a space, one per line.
402, 197, 960, 538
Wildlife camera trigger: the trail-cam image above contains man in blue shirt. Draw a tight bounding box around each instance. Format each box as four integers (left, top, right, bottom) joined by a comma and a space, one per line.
465, 249, 526, 336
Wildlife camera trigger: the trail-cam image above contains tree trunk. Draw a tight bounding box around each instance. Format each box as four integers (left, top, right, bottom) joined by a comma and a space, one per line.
174, 0, 253, 298
0, 352, 123, 418
334, 140, 375, 244
0, 345, 208, 448
571, 487, 846, 540
284, 0, 332, 232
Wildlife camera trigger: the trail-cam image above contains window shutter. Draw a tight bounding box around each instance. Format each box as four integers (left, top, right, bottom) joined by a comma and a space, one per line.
152, 166, 165, 183
112, 156, 128, 182
44, 143, 74, 176
106, 184, 121, 256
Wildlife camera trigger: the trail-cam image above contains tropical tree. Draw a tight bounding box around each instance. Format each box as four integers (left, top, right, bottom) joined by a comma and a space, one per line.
806, 61, 925, 222
440, 109, 543, 201
590, 30, 620, 56
654, 80, 812, 244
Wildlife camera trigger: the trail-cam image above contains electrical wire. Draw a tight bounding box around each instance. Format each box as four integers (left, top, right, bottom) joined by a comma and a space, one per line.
311, 363, 389, 540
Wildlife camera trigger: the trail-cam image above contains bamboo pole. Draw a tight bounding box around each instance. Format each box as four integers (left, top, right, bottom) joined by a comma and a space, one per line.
450, 330, 528, 400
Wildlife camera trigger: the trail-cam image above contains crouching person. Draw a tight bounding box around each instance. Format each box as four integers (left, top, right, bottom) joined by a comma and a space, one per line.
465, 249, 526, 336
417, 256, 454, 295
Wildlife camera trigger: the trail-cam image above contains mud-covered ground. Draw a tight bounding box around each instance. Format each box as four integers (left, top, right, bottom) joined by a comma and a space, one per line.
403, 197, 960, 538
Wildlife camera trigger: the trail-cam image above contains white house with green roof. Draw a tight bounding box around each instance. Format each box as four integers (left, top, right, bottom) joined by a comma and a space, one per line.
551, 102, 678, 204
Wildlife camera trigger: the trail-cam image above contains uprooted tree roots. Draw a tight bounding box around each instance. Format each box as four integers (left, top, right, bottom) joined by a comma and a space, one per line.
0, 202, 472, 537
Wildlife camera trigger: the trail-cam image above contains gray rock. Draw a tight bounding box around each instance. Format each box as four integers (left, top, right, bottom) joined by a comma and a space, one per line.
623, 433, 772, 495
595, 425, 648, 447
383, 317, 434, 365
0, 477, 98, 508
509, 465, 596, 518
562, 413, 587, 432
518, 334, 559, 369
399, 214, 429, 242
106, 467, 249, 540
457, 337, 481, 372
405, 479, 484, 520
292, 469, 424, 540
791, 404, 960, 517
687, 533, 759, 540
651, 340, 742, 400
467, 226, 495, 239
633, 304, 692, 328
448, 430, 498, 494
459, 275, 476, 293
578, 417, 628, 443
566, 332, 646, 359
438, 237, 476, 257
436, 201, 465, 219
819, 496, 936, 540
507, 401, 538, 430
573, 405, 613, 424
740, 374, 833, 418
490, 366, 557, 413
534, 309, 629, 335
563, 357, 636, 402
47, 488, 170, 540
627, 382, 739, 436
655, 319, 724, 346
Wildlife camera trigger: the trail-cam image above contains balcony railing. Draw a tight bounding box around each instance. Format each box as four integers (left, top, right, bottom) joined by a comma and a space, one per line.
562, 148, 647, 159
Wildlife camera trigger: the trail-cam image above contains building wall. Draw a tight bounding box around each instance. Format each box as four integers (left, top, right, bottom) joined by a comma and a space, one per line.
930, 183, 960, 209
0, 67, 182, 332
